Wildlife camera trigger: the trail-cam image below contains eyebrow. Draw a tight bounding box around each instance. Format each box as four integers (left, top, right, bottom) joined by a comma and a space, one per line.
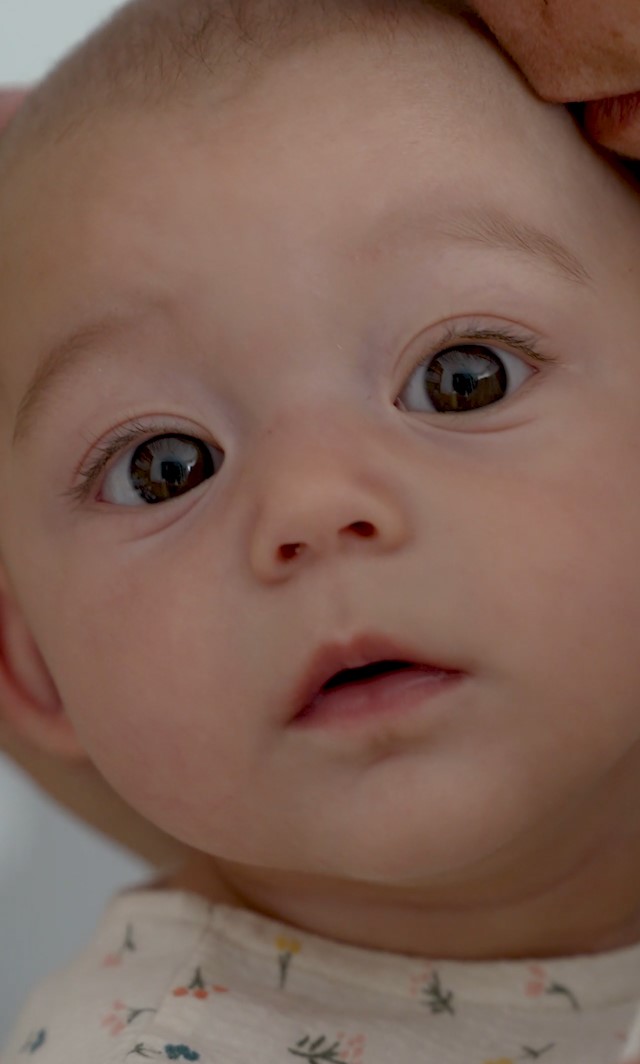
438, 206, 592, 288
12, 302, 168, 449
11, 206, 592, 449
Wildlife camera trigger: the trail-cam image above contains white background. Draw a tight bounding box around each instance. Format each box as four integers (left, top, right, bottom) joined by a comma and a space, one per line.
1, 0, 121, 83
0, 0, 151, 1045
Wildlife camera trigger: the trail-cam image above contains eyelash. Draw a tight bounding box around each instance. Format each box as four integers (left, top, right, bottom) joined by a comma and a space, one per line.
63, 417, 187, 506
63, 322, 554, 507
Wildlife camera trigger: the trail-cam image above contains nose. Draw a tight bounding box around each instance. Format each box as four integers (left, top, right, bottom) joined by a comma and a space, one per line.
248, 426, 410, 582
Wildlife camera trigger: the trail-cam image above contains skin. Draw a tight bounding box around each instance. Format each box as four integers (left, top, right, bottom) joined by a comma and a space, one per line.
470, 0, 640, 156
0, 87, 191, 872
0, 91, 25, 126
5, 11, 640, 999
6, 0, 640, 159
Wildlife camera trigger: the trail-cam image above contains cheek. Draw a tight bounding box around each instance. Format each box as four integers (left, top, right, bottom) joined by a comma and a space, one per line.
37, 556, 260, 844
467, 439, 640, 725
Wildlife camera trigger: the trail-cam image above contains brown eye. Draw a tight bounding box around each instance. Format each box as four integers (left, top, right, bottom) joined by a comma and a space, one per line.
397, 343, 534, 415
104, 433, 221, 506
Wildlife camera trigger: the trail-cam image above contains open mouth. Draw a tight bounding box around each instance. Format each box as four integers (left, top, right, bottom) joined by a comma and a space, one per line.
293, 657, 458, 726
289, 631, 465, 726
321, 660, 418, 691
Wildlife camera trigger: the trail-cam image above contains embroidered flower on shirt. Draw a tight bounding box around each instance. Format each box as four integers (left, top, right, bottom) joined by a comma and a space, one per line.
288, 1033, 350, 1063
18, 1028, 46, 1054
421, 970, 456, 1015
126, 1043, 200, 1060
484, 1048, 555, 1064
335, 1031, 367, 1062
102, 923, 137, 967
408, 963, 456, 1014
171, 966, 228, 1000
525, 964, 580, 1011
164, 1047, 200, 1061
101, 999, 157, 1035
275, 934, 302, 990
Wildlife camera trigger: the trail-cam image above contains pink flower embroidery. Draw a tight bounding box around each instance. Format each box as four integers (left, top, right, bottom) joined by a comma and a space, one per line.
526, 964, 546, 997
102, 953, 122, 967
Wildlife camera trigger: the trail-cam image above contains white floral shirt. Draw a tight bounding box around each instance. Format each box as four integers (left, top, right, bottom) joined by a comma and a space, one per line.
3, 884, 640, 1063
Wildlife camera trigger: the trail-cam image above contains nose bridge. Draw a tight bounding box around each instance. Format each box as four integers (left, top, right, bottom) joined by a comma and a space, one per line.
256, 398, 378, 481
246, 402, 410, 579
264, 398, 356, 451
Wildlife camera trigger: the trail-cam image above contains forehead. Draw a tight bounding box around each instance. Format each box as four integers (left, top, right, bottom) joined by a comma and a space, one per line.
0, 13, 621, 378
1, 25, 581, 221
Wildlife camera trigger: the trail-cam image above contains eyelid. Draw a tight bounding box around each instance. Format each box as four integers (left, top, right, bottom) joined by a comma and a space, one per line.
425, 322, 555, 366
62, 417, 203, 507
395, 319, 553, 418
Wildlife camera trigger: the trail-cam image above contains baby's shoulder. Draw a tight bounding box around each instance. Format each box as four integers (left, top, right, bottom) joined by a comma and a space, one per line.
1, 894, 216, 1064
0, 943, 189, 1064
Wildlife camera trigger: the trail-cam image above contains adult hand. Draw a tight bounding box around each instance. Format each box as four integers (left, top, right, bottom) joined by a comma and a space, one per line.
469, 0, 640, 158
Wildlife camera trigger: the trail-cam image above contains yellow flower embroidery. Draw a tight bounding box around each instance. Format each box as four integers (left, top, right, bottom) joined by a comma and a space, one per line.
275, 935, 301, 990
276, 935, 301, 954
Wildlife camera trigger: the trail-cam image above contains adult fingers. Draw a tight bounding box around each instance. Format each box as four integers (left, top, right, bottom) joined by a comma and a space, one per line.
469, 0, 640, 160
582, 94, 640, 160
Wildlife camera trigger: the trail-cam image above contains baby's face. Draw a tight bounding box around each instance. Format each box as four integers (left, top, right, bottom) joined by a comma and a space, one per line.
2, 11, 640, 891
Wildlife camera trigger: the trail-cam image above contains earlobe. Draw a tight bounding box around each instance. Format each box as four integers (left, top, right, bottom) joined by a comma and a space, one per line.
0, 565, 88, 762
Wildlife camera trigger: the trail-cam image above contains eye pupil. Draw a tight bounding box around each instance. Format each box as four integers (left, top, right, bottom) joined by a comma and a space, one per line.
161, 459, 188, 486
451, 370, 478, 398
425, 344, 508, 414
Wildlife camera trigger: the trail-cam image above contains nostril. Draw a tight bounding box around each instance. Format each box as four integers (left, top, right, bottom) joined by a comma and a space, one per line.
280, 523, 374, 559
349, 521, 376, 537
280, 543, 302, 560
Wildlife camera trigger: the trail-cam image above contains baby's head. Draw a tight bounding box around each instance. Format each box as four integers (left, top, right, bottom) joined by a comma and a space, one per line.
2, 0, 640, 957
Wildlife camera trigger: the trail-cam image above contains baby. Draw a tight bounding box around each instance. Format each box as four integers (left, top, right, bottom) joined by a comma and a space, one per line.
3, 0, 640, 1061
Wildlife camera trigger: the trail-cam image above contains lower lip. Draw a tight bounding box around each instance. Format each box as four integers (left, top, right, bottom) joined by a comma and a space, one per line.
291, 668, 463, 728
583, 90, 640, 143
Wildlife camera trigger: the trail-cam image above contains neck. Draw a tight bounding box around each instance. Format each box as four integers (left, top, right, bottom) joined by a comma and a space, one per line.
160, 831, 640, 961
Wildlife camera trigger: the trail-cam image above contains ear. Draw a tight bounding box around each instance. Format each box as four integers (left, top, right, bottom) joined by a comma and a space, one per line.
0, 565, 88, 762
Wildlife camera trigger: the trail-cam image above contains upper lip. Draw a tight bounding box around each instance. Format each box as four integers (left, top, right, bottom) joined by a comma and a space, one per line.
289, 631, 464, 720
